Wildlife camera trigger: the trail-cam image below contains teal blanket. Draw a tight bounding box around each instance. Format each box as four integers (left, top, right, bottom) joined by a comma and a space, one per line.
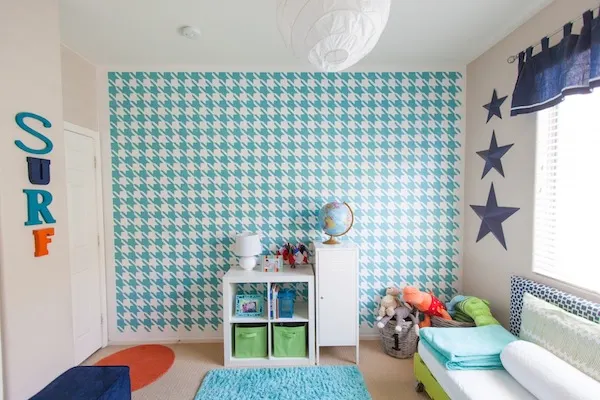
419, 325, 517, 370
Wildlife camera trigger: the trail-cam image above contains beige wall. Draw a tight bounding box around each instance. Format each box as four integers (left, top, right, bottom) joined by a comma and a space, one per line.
464, 0, 600, 326
61, 45, 98, 131
0, 1, 74, 399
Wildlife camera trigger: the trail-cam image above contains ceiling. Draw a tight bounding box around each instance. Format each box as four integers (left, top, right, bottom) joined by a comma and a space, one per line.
60, 0, 553, 69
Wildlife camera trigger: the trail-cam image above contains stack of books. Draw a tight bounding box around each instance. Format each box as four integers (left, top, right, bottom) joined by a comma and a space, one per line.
269, 284, 281, 319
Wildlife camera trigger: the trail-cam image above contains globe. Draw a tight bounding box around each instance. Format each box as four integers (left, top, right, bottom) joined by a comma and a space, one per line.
318, 202, 354, 245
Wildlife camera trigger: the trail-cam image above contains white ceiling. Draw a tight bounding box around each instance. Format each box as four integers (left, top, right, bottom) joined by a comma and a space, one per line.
60, 0, 553, 69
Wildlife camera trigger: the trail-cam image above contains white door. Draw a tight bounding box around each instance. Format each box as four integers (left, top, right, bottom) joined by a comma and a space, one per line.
317, 251, 357, 346
65, 128, 103, 364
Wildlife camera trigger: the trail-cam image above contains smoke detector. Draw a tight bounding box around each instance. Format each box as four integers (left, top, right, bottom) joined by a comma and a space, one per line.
179, 26, 201, 40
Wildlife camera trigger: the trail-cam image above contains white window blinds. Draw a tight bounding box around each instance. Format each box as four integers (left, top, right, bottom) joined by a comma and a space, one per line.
534, 90, 600, 293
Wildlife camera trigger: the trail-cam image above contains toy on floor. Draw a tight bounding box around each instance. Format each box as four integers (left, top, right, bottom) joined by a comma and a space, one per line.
403, 286, 451, 328
376, 287, 419, 333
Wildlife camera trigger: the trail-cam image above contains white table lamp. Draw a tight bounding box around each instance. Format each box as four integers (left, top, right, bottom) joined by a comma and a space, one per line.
234, 232, 262, 271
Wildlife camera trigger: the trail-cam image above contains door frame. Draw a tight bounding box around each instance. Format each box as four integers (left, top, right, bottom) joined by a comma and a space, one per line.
64, 121, 109, 351
0, 196, 5, 398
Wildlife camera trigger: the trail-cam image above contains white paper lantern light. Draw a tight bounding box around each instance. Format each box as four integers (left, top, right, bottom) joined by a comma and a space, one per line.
277, 0, 391, 72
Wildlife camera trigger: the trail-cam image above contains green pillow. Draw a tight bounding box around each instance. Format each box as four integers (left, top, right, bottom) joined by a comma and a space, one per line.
520, 293, 600, 381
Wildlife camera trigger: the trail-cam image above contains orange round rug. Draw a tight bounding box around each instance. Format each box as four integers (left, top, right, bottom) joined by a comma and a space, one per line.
95, 344, 175, 391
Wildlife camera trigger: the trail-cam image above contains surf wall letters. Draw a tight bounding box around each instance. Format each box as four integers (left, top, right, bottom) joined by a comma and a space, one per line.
14, 112, 56, 257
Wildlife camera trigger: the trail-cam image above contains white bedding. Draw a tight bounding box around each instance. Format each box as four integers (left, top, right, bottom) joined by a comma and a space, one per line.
501, 341, 600, 400
418, 341, 536, 400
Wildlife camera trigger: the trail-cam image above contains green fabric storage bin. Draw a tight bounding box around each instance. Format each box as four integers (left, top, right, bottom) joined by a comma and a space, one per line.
234, 324, 267, 358
273, 323, 306, 358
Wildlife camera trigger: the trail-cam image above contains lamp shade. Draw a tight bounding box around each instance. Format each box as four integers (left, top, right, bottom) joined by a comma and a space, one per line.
276, 0, 391, 72
234, 233, 262, 257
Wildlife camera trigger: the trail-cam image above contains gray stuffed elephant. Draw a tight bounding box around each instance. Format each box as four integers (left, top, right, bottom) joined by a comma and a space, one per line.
376, 302, 420, 334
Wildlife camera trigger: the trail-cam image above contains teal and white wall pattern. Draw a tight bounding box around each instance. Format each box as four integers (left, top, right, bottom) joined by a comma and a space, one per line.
108, 71, 463, 336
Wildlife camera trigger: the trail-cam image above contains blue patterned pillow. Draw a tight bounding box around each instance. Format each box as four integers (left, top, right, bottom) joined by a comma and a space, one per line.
510, 276, 600, 336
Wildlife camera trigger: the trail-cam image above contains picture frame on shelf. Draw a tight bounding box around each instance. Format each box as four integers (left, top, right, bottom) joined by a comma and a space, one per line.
261, 254, 283, 272
235, 294, 264, 318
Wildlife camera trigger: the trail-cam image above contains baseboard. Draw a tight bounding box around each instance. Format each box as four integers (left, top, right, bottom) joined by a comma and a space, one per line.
108, 337, 223, 346
108, 334, 378, 346
108, 337, 381, 345
359, 334, 380, 341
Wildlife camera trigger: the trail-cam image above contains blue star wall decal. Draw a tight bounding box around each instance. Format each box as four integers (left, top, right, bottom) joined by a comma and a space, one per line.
477, 131, 514, 179
470, 183, 520, 250
483, 89, 508, 123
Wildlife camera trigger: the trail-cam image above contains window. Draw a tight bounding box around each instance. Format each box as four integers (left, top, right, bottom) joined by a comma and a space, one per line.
534, 90, 600, 293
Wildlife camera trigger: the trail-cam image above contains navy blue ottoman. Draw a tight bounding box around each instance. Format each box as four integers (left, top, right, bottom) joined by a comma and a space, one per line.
30, 366, 131, 400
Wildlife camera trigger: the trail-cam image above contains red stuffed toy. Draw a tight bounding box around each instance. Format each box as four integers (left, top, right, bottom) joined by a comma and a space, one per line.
403, 286, 451, 328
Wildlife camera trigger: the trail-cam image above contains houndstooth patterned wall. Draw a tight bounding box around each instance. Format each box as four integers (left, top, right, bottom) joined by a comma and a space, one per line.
108, 71, 463, 334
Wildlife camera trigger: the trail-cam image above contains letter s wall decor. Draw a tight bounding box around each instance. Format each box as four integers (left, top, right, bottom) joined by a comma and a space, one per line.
14, 112, 54, 155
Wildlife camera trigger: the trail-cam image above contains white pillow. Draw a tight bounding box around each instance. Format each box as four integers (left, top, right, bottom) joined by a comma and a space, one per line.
501, 340, 600, 400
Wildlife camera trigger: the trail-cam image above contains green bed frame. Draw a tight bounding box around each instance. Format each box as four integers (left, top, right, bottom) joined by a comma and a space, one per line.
414, 352, 450, 400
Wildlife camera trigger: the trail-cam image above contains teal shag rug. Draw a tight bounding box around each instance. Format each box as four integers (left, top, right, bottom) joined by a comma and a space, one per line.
195, 365, 371, 400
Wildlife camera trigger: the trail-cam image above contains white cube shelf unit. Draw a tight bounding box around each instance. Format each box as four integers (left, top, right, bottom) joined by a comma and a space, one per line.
222, 265, 315, 367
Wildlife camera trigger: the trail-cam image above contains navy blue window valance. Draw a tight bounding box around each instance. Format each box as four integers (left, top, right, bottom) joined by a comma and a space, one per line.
511, 9, 600, 116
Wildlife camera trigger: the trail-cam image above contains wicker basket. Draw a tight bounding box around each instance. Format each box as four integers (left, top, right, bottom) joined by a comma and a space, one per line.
431, 316, 475, 328
378, 318, 419, 359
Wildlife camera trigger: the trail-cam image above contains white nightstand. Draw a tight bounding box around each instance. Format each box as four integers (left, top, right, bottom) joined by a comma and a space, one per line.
314, 241, 359, 364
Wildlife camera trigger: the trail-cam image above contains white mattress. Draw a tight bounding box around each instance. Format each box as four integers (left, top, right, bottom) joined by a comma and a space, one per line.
418, 341, 536, 400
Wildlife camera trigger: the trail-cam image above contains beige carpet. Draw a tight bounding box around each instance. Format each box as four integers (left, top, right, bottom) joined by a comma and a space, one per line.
83, 340, 427, 400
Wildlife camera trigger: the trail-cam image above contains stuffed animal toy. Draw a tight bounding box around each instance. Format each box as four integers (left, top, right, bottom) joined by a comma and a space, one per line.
403, 286, 452, 328
377, 302, 420, 334
458, 297, 500, 326
377, 287, 402, 318
292, 247, 304, 266
296, 243, 309, 263
278, 243, 310, 268
278, 243, 295, 266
